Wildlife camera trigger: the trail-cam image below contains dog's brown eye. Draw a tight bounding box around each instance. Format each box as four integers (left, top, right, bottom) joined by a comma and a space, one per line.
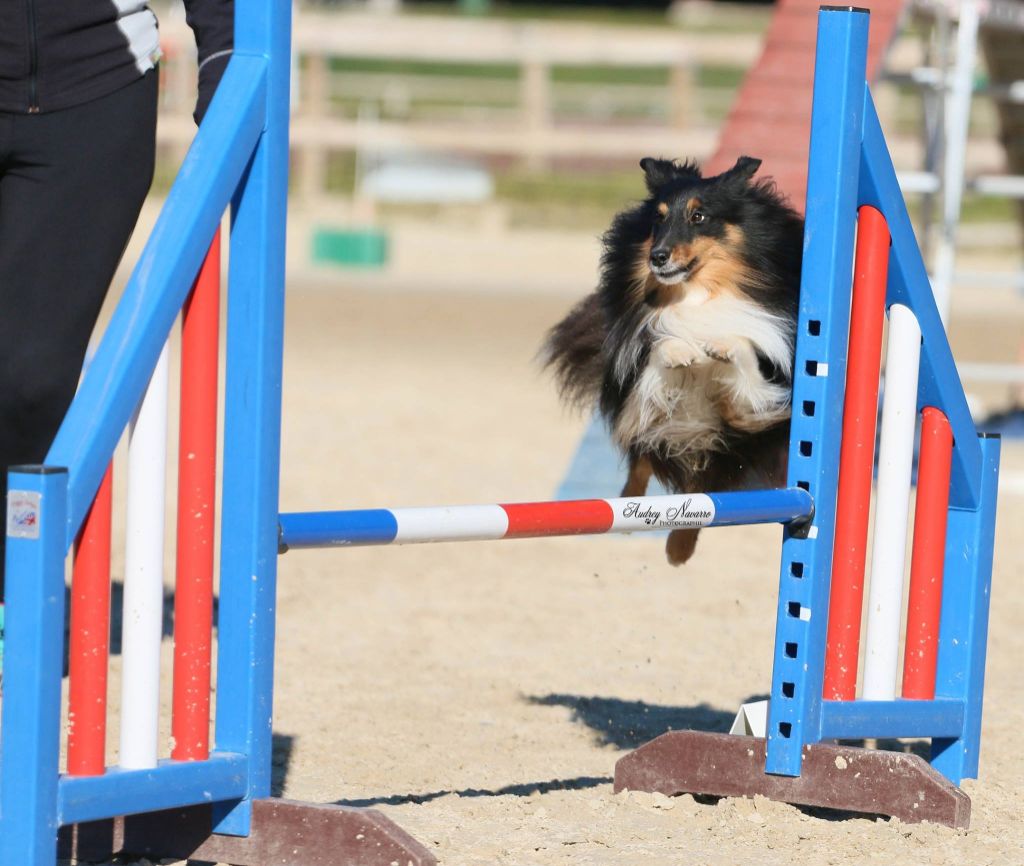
690, 209, 706, 225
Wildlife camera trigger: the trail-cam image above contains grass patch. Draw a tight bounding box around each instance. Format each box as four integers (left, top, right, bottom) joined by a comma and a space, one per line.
960, 195, 1019, 224
552, 65, 669, 86
327, 57, 744, 90
325, 152, 359, 196
329, 56, 518, 80
404, 2, 678, 28
489, 166, 646, 230
905, 193, 1019, 225
552, 64, 744, 88
494, 167, 643, 210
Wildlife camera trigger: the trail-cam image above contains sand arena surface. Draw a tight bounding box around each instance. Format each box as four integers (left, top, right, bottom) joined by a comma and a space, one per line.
86, 279, 1023, 866
266, 287, 1023, 865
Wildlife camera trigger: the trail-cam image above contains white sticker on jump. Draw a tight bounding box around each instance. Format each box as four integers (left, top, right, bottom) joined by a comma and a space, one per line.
7, 490, 41, 539
608, 494, 716, 532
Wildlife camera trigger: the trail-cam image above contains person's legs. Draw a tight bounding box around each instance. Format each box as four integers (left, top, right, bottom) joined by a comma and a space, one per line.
0, 70, 158, 596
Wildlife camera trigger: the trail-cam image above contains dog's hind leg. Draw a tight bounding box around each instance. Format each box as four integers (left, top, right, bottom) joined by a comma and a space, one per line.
623, 453, 700, 565
666, 528, 700, 566
621, 452, 653, 497
664, 460, 714, 566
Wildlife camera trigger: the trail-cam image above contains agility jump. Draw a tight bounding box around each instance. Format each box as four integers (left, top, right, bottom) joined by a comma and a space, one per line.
0, 5, 1000, 866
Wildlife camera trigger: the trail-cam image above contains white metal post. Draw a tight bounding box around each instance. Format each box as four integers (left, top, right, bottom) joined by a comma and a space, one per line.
119, 342, 169, 769
931, 0, 980, 326
862, 304, 922, 700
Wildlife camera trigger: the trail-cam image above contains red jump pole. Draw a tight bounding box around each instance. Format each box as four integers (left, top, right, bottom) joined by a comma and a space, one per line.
171, 229, 220, 761
823, 205, 890, 701
67, 463, 114, 776
902, 407, 953, 699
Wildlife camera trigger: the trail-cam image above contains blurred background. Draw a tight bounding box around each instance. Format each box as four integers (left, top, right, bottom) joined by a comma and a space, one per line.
140, 0, 1023, 427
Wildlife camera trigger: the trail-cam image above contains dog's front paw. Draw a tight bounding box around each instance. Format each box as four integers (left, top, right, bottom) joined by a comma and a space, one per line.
656, 340, 706, 368
702, 339, 739, 363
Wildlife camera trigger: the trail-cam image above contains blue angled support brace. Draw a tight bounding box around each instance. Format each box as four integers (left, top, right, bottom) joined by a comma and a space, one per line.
48, 58, 268, 541
858, 93, 981, 509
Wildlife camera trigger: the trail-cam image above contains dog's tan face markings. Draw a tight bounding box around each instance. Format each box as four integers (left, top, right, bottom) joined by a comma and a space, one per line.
662, 223, 749, 299
634, 237, 682, 307
657, 202, 669, 218
725, 224, 744, 245
704, 224, 752, 295
685, 197, 702, 217
668, 235, 714, 271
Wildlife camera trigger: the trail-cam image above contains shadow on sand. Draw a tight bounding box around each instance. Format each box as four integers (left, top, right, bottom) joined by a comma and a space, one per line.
329, 692, 768, 809
525, 692, 769, 749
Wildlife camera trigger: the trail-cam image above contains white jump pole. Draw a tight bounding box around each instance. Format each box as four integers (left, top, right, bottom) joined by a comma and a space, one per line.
119, 342, 170, 769
930, 0, 980, 326
862, 304, 922, 700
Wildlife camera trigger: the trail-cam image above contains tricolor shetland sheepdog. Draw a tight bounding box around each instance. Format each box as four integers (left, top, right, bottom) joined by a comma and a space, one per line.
543, 156, 804, 565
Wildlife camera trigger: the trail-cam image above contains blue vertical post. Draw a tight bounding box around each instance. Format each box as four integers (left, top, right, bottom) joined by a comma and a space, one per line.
765, 6, 868, 777
211, 0, 292, 837
930, 434, 1000, 783
0, 467, 69, 866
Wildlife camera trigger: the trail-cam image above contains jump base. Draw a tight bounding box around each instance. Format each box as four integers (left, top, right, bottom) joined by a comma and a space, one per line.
60, 797, 437, 866
614, 732, 970, 829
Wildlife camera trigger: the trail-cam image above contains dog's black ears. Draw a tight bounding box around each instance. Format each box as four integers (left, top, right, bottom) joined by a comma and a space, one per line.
722, 155, 762, 183
639, 157, 701, 192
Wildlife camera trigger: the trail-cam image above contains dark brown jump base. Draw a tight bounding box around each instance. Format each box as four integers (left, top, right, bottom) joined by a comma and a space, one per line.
614, 731, 970, 829
59, 797, 437, 866
58, 734, 968, 864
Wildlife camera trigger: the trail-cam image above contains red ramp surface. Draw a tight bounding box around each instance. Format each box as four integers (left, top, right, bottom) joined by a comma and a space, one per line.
705, 0, 907, 210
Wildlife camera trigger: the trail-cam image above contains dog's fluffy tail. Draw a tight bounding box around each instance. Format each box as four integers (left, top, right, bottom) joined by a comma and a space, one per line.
540, 293, 606, 410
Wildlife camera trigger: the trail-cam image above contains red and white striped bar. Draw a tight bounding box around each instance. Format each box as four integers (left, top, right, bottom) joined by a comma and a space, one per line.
277, 488, 814, 551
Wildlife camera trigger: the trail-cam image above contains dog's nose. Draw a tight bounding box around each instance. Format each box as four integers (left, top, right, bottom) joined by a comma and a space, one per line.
650, 248, 671, 268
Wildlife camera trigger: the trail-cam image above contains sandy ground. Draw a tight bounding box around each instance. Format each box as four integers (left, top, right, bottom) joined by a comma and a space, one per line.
76, 217, 1024, 864
215, 284, 1022, 865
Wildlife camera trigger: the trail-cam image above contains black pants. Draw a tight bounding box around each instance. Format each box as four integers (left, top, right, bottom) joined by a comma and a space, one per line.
0, 71, 158, 594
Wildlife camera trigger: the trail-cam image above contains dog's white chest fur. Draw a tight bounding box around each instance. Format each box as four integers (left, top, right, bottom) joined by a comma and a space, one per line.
613, 291, 793, 459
